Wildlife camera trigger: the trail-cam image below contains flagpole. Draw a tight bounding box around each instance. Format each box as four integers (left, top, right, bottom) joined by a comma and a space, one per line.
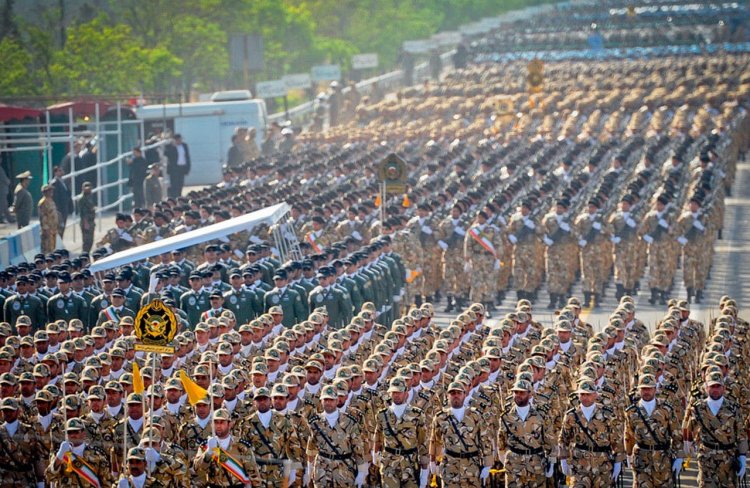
147, 352, 157, 475
122, 404, 127, 477
209, 359, 216, 438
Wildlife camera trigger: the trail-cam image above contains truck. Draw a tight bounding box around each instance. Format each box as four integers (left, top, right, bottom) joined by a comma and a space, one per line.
136, 90, 268, 185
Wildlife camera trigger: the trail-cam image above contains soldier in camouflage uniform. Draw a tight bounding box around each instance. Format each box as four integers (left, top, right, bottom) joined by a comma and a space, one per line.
463, 210, 502, 314
507, 200, 542, 302
38, 184, 59, 253
542, 198, 576, 309
574, 198, 610, 309
437, 204, 469, 312
639, 194, 676, 305
46, 417, 115, 488
675, 197, 710, 303
0, 397, 45, 485
608, 194, 641, 300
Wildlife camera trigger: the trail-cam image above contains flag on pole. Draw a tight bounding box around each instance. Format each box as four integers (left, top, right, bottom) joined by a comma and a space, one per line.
180, 370, 208, 406
132, 362, 144, 395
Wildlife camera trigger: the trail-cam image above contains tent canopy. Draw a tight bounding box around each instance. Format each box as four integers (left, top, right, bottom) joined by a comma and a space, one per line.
89, 202, 289, 273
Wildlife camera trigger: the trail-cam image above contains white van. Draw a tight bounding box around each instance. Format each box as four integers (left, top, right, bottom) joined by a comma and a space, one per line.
136, 91, 268, 185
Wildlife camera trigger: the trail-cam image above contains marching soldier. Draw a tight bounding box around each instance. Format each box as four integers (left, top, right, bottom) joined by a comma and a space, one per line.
46, 417, 115, 488
38, 184, 59, 253
542, 199, 576, 309
0, 397, 45, 486
308, 266, 352, 329
608, 194, 641, 300
179, 273, 210, 326
574, 198, 609, 308
47, 272, 87, 323
264, 269, 307, 329
464, 210, 502, 315
507, 200, 542, 302
639, 194, 676, 305
675, 196, 710, 303
409, 203, 442, 304
437, 204, 469, 312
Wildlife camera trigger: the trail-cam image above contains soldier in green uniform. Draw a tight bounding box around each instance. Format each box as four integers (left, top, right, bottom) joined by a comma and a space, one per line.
264, 269, 307, 329
4, 276, 46, 330
223, 269, 260, 325
180, 273, 210, 327
96, 288, 135, 327
46, 272, 88, 324
308, 266, 352, 329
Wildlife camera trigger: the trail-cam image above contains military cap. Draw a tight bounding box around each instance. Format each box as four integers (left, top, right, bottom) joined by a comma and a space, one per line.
111, 288, 126, 297
0, 397, 19, 410
511, 380, 533, 392
362, 359, 380, 373
15, 315, 32, 327
87, 385, 106, 400
63, 395, 82, 410
127, 447, 146, 461
575, 380, 597, 394
271, 384, 289, 398
637, 375, 657, 388
447, 382, 465, 393
706, 372, 724, 387
127, 392, 144, 404
320, 385, 338, 400
35, 390, 54, 402
32, 363, 51, 378
66, 418, 86, 431
250, 363, 269, 375
388, 377, 408, 393
269, 306, 284, 315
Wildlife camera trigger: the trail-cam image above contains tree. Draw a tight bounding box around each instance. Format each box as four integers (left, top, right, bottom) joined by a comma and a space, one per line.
0, 37, 34, 96
167, 15, 228, 96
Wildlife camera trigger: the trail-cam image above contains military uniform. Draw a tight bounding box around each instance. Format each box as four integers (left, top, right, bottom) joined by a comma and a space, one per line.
437, 214, 469, 308
223, 286, 260, 325
542, 209, 576, 307
639, 205, 676, 304
507, 209, 541, 300
46, 443, 114, 488
463, 221, 501, 308
47, 291, 87, 323
264, 287, 306, 329
430, 406, 493, 488
76, 187, 97, 253
0, 416, 44, 485
308, 285, 351, 329
38, 190, 59, 253
609, 206, 640, 297
242, 409, 302, 487
306, 409, 366, 487
193, 437, 262, 487
497, 399, 555, 487
373, 404, 428, 488
4, 292, 46, 330
180, 288, 210, 327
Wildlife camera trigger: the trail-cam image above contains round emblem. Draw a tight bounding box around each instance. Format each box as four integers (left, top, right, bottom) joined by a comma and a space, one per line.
315, 294, 324, 303
12, 301, 20, 311
57, 299, 65, 309
188, 297, 197, 306
101, 299, 108, 308
271, 295, 280, 305
229, 295, 238, 305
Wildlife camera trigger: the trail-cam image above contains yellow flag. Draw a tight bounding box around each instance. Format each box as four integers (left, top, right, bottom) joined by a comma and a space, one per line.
179, 370, 208, 406
132, 361, 144, 394
374, 193, 381, 208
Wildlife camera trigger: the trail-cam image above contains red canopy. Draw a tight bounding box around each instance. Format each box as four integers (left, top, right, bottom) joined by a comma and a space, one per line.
0, 104, 42, 123
47, 101, 111, 117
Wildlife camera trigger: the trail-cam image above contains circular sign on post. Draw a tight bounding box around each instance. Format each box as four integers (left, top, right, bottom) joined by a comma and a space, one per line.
134, 299, 177, 353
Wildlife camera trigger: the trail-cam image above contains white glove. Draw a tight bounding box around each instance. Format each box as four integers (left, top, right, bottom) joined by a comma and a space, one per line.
304, 462, 312, 485
677, 236, 688, 246
421, 225, 432, 234
672, 458, 683, 476
404, 269, 412, 280
56, 441, 71, 461
610, 236, 621, 244
561, 459, 571, 475
508, 234, 518, 245
36, 483, 45, 488
493, 259, 501, 271
693, 220, 705, 231
658, 218, 669, 229
543, 235, 554, 246
206, 437, 218, 451
498, 450, 507, 465
351, 230, 362, 241
592, 221, 602, 230
437, 240, 448, 251
463, 262, 472, 273
524, 219, 535, 229
560, 222, 571, 232
145, 446, 160, 471
626, 218, 637, 228
419, 468, 429, 488
480, 466, 491, 480
454, 227, 466, 236
627, 455, 633, 469
372, 450, 381, 467
578, 239, 587, 247
643, 234, 654, 244
288, 469, 297, 485
118, 479, 129, 488
355, 463, 368, 487
611, 461, 621, 480
738, 455, 747, 478
545, 461, 554, 478
429, 461, 438, 474
684, 441, 693, 456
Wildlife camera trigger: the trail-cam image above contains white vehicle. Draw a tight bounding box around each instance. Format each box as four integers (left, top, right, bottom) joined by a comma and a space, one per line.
136, 90, 268, 185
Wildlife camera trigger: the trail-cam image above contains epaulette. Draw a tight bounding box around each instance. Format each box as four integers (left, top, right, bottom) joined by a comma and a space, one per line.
601, 384, 616, 395
345, 411, 360, 423
536, 391, 550, 401
238, 438, 253, 449
418, 390, 431, 401
377, 407, 388, 416
625, 404, 637, 412
309, 414, 320, 423
357, 394, 369, 402
565, 407, 576, 415
411, 406, 423, 415
90, 445, 108, 459
602, 405, 614, 415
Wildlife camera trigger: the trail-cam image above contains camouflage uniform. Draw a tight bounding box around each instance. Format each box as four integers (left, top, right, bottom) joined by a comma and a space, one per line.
373, 404, 428, 487
192, 437, 262, 487
430, 407, 493, 488
463, 222, 501, 305
0, 417, 43, 485
242, 409, 302, 487
507, 210, 541, 298
497, 401, 555, 487
608, 208, 641, 296
306, 410, 366, 487
38, 190, 59, 253
437, 215, 469, 303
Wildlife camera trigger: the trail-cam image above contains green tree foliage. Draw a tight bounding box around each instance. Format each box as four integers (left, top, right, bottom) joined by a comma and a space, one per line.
2, 0, 553, 100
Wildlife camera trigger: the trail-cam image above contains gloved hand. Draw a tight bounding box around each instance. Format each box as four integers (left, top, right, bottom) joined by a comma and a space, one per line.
560, 459, 571, 476
429, 461, 438, 474
118, 478, 129, 488
545, 461, 554, 478
672, 458, 683, 476
56, 441, 71, 461
683, 441, 694, 456
145, 447, 160, 471
658, 218, 669, 229
355, 463, 368, 487
288, 469, 297, 485
206, 437, 218, 451
480, 466, 491, 480
524, 220, 535, 229
463, 262, 472, 273
626, 218, 636, 228
578, 239, 587, 247
543, 235, 554, 246
693, 220, 705, 231
643, 234, 654, 244
437, 240, 448, 251
421, 225, 433, 234
351, 231, 362, 241
454, 227, 466, 236
738, 455, 746, 478
508, 234, 518, 245
677, 236, 688, 246
419, 468, 429, 488
304, 462, 312, 485
372, 450, 381, 467
493, 259, 501, 271
560, 222, 571, 232
611, 461, 621, 480
627, 455, 633, 469
498, 450, 507, 465
592, 221, 602, 230
610, 236, 621, 244
36, 483, 46, 488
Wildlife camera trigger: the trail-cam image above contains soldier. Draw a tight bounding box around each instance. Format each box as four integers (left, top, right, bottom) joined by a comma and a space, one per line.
542, 199, 576, 309
47, 271, 87, 323
115, 446, 168, 488
684, 372, 748, 487
574, 198, 609, 308
409, 203, 442, 304
224, 269, 259, 325
111, 392, 147, 474
264, 269, 307, 329
177, 393, 213, 459
464, 210, 502, 315
308, 266, 352, 329
429, 382, 493, 488
624, 374, 684, 487
507, 200, 542, 302
497, 379, 555, 487
608, 194, 640, 300
4, 277, 46, 329
143, 163, 163, 207
0, 397, 45, 485
180, 273, 210, 327
12, 171, 32, 228
675, 196, 710, 303
306, 384, 367, 487
76, 181, 96, 252
437, 204, 469, 312
97, 213, 136, 253
46, 417, 114, 487
559, 379, 624, 486
97, 288, 135, 327
373, 377, 429, 488
639, 194, 676, 305
38, 184, 59, 253
193, 408, 262, 487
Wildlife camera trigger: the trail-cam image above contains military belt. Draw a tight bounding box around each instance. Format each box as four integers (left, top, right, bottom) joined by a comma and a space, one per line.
574, 443, 610, 453
508, 446, 544, 456
384, 446, 418, 456
318, 451, 353, 461
701, 440, 736, 451
444, 449, 479, 459
635, 442, 670, 451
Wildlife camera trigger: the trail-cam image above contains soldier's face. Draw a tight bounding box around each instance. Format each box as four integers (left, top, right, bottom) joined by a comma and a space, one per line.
106, 391, 122, 406
707, 384, 724, 400
127, 402, 144, 420
448, 390, 465, 408
1, 408, 18, 423
35, 399, 51, 415
19, 380, 34, 397
390, 390, 407, 405
166, 389, 181, 403
68, 429, 85, 446
513, 390, 531, 407
322, 398, 338, 414
272, 395, 288, 411
128, 459, 146, 476
579, 392, 596, 407
639, 387, 655, 402
89, 398, 104, 413
195, 403, 210, 419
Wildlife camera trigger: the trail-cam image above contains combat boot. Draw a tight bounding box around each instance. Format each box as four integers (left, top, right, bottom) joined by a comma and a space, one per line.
583, 292, 592, 308
686, 287, 694, 304
496, 290, 505, 305
434, 290, 442, 303
648, 288, 658, 305
547, 293, 557, 310
414, 294, 423, 307
443, 295, 454, 313
695, 289, 703, 304
558, 294, 567, 308
593, 293, 601, 309
517, 290, 525, 301
659, 290, 667, 305
615, 284, 624, 301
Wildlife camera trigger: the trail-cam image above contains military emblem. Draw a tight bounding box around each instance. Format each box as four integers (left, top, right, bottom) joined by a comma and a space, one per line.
316, 294, 324, 303
101, 299, 108, 308
134, 299, 177, 352
57, 300, 65, 309
229, 295, 238, 305
271, 295, 280, 304
12, 301, 20, 311
189, 297, 197, 306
